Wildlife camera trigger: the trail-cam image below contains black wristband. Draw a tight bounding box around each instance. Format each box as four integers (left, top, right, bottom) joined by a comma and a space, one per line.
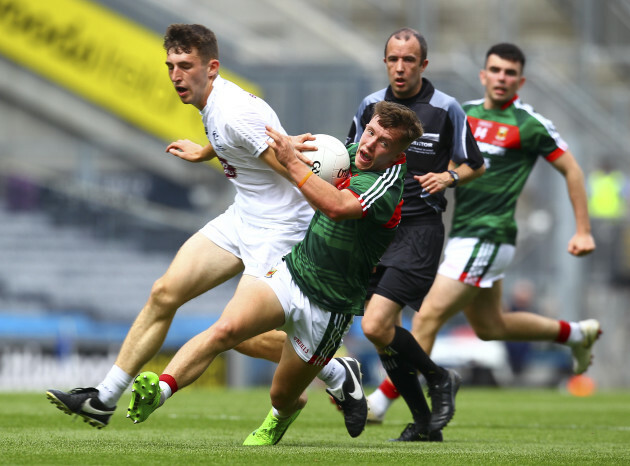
448, 170, 459, 188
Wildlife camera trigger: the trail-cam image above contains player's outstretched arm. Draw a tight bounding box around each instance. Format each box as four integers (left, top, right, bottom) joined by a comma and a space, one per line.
551, 149, 596, 257
166, 140, 216, 162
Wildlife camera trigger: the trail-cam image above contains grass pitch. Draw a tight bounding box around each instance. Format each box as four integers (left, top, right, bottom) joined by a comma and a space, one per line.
2, 386, 629, 464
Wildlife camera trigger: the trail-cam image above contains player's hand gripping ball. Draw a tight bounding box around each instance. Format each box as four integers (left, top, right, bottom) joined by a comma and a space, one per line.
302, 134, 351, 186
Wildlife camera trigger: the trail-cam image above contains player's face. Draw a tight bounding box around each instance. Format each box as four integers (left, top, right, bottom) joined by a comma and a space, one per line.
166, 48, 218, 110
356, 117, 405, 171
384, 36, 427, 99
480, 54, 526, 109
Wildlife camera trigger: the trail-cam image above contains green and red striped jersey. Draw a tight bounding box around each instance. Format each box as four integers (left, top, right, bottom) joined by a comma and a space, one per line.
451, 96, 568, 244
285, 144, 406, 315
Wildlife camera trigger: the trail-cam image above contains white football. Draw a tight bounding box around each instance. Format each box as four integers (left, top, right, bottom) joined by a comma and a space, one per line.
302, 134, 351, 186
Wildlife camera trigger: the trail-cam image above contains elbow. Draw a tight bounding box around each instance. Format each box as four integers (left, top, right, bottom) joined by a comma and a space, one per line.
321, 206, 349, 222
309, 190, 361, 221
468, 164, 486, 182
318, 200, 357, 222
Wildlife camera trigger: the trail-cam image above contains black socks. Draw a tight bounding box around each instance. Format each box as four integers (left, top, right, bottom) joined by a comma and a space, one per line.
378, 326, 447, 427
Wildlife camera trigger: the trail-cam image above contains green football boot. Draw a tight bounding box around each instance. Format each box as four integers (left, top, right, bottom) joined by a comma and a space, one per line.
127, 371, 161, 424
243, 408, 302, 445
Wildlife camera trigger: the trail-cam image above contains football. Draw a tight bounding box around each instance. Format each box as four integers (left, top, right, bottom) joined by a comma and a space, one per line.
302, 134, 351, 186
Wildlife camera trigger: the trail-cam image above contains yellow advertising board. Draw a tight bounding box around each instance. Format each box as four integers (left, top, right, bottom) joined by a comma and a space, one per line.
0, 0, 261, 167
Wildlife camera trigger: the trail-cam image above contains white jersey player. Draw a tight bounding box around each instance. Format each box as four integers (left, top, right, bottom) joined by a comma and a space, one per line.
47, 24, 362, 433
198, 74, 313, 276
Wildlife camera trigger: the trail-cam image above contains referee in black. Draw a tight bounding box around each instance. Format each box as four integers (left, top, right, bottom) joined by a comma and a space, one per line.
348, 27, 485, 441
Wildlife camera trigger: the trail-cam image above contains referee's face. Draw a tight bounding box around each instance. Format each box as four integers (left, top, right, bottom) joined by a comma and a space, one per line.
384, 36, 428, 100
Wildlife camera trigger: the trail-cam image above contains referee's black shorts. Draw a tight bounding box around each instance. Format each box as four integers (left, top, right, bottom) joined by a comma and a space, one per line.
366, 221, 445, 311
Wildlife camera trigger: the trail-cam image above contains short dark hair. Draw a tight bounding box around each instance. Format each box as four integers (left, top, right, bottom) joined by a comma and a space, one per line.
373, 101, 424, 148
164, 24, 219, 63
384, 27, 428, 62
485, 43, 526, 70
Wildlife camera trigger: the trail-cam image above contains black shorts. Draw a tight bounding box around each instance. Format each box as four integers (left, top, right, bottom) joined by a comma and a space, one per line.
366, 222, 445, 311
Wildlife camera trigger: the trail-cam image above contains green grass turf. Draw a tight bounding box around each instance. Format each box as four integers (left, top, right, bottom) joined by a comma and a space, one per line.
2, 386, 629, 465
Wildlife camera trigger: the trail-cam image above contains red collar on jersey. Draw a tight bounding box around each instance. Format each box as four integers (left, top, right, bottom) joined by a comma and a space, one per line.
501, 94, 519, 110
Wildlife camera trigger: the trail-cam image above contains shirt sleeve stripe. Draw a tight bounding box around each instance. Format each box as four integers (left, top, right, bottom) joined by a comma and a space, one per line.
545, 147, 565, 162
358, 164, 401, 212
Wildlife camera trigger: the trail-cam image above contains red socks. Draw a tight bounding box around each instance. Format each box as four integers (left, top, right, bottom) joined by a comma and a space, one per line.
379, 378, 400, 400
159, 374, 179, 394
556, 320, 571, 343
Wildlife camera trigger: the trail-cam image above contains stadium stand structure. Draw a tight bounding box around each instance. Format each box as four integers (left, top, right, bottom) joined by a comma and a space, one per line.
0, 200, 237, 322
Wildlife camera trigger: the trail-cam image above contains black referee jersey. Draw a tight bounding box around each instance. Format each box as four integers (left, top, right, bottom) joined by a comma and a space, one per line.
346, 78, 484, 223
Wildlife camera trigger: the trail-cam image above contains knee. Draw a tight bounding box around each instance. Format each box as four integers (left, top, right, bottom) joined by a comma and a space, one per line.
208, 319, 241, 351
147, 277, 182, 317
361, 316, 389, 347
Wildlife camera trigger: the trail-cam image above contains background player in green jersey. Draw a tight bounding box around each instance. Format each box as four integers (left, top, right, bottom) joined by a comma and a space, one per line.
125, 101, 424, 445
370, 42, 600, 424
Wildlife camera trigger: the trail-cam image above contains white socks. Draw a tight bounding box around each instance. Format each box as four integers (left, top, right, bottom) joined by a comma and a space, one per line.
317, 358, 345, 390
567, 321, 584, 345
366, 388, 393, 418
158, 380, 172, 407
96, 365, 133, 408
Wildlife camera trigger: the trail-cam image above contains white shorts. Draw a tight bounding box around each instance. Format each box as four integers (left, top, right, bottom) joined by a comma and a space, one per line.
200, 204, 307, 277
260, 260, 353, 366
438, 237, 516, 288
